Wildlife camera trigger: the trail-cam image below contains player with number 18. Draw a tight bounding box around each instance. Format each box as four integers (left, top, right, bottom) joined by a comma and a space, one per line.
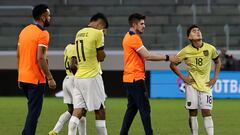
170, 25, 221, 135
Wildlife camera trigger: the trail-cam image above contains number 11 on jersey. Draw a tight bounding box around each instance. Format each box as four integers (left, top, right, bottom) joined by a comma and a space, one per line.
76, 40, 86, 62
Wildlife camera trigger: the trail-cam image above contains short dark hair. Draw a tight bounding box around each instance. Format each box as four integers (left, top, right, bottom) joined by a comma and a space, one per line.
128, 13, 145, 26
32, 4, 49, 20
187, 24, 200, 37
90, 13, 109, 28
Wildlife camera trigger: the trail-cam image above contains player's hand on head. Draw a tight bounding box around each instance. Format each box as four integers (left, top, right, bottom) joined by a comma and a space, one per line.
169, 55, 180, 64
206, 78, 217, 88
48, 78, 56, 90
182, 76, 195, 85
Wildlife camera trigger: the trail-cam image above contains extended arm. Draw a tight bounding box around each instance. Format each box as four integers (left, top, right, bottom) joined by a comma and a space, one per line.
137, 46, 179, 63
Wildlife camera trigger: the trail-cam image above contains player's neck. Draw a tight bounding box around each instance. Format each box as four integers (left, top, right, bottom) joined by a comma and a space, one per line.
88, 22, 101, 30
88, 22, 95, 28
192, 40, 203, 48
34, 20, 44, 28
129, 27, 140, 34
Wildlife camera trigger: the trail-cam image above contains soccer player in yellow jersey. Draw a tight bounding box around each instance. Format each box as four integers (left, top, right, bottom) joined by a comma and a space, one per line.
170, 25, 221, 135
68, 13, 108, 135
49, 43, 86, 135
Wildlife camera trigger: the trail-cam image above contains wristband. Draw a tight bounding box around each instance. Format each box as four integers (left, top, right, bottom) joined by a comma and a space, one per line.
165, 55, 169, 61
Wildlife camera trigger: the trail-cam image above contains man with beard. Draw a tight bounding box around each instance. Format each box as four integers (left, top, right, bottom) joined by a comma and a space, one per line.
120, 13, 179, 135
17, 4, 56, 135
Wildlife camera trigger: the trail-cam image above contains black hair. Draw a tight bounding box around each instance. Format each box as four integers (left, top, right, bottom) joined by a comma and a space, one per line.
90, 13, 109, 28
128, 13, 146, 26
32, 4, 49, 20
187, 24, 200, 37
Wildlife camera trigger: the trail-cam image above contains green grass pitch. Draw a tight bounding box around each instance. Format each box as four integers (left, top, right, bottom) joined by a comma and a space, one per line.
0, 97, 239, 135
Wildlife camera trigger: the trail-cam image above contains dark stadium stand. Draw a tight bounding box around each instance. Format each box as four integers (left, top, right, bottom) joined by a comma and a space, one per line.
0, 0, 240, 50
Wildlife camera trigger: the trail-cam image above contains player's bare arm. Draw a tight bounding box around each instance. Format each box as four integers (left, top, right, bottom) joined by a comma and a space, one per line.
70, 56, 78, 75
137, 46, 179, 63
16, 46, 23, 90
97, 48, 106, 62
17, 45, 20, 68
170, 62, 194, 85
37, 45, 56, 89
206, 57, 221, 87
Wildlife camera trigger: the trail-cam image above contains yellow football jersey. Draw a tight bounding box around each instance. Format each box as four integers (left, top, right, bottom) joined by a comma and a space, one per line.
177, 42, 219, 92
64, 43, 76, 76
74, 27, 104, 78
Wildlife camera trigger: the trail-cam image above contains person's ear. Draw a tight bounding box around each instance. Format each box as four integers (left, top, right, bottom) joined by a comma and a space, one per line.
40, 15, 45, 22
132, 23, 137, 28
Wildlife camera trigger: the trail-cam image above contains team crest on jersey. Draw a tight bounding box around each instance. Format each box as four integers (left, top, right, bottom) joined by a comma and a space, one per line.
203, 50, 209, 56
187, 102, 191, 106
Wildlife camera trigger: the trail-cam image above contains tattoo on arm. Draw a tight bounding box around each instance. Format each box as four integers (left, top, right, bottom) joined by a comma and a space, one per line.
37, 46, 52, 79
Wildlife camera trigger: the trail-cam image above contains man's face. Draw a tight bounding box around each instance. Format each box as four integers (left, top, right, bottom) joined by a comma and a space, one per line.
188, 27, 202, 41
41, 8, 51, 27
134, 19, 145, 34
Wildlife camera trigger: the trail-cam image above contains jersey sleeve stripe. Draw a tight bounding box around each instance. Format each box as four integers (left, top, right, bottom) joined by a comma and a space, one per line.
96, 46, 104, 51
212, 55, 219, 61
136, 45, 144, 52
38, 44, 48, 48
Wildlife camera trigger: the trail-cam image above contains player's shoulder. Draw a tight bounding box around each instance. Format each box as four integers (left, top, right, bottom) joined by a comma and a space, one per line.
177, 44, 193, 56
20, 24, 37, 35
76, 27, 88, 34
40, 30, 49, 37
35, 24, 49, 37
181, 43, 192, 51
31, 24, 49, 34
203, 42, 216, 50
90, 28, 103, 36
22, 24, 32, 30
65, 43, 75, 50
76, 27, 103, 37
125, 31, 142, 42
84, 27, 102, 33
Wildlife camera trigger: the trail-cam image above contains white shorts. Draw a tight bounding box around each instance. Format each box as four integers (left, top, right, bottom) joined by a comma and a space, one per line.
62, 75, 75, 104
73, 74, 107, 111
185, 85, 213, 110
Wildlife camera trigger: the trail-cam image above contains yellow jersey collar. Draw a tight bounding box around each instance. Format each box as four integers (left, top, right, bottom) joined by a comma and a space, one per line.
191, 42, 204, 50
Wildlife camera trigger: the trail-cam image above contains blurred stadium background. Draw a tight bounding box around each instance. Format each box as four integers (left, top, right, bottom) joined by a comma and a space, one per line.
0, 0, 240, 134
